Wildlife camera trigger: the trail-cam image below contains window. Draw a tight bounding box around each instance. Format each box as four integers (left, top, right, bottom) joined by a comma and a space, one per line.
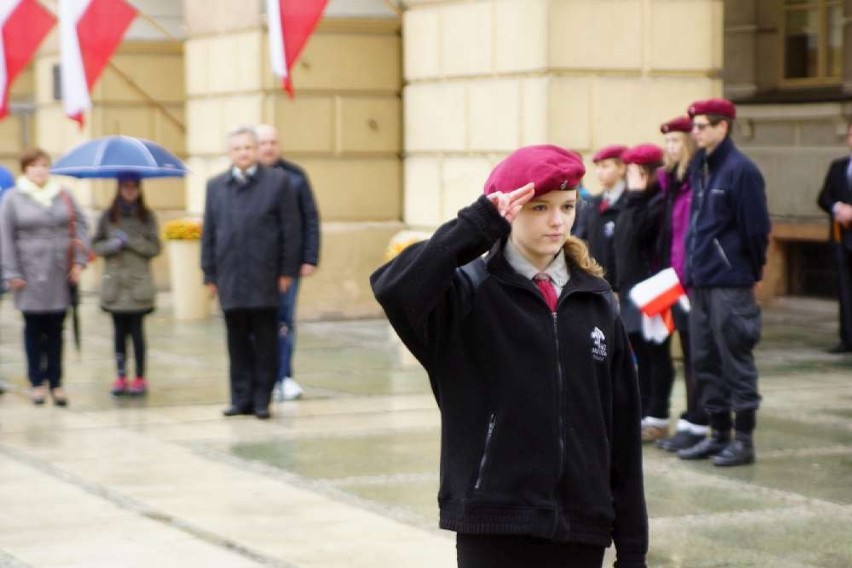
782, 0, 843, 84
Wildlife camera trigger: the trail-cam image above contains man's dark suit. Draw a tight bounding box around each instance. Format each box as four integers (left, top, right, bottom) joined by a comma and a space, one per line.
202, 164, 301, 413
817, 156, 852, 350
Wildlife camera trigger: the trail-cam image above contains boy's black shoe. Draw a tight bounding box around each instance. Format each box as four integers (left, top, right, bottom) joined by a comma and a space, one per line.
656, 430, 706, 452
713, 436, 755, 467
826, 343, 852, 354
254, 408, 271, 420
678, 432, 729, 460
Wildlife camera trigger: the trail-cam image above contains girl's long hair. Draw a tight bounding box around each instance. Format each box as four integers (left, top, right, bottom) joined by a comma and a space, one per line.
109, 181, 151, 225
563, 235, 604, 277
663, 132, 696, 182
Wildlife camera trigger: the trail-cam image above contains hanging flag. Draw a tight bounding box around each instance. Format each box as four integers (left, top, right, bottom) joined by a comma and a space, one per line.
266, 0, 328, 97
0, 0, 56, 120
60, 0, 137, 126
629, 268, 691, 344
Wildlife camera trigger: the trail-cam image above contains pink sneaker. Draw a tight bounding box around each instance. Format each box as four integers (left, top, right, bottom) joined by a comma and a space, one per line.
111, 377, 128, 396
128, 377, 147, 395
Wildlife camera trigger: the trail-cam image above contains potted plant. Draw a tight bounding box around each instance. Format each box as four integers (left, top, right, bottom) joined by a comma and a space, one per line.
163, 218, 210, 320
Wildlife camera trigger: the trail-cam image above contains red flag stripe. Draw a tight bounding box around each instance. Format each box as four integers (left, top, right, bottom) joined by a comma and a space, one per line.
1, 0, 56, 119
639, 283, 685, 317
76, 0, 137, 90
278, 0, 328, 97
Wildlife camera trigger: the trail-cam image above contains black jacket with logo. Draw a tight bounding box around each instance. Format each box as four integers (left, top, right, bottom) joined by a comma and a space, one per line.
370, 197, 648, 567
574, 193, 625, 291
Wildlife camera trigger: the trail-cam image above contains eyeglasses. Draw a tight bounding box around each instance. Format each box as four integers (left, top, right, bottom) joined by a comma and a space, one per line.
692, 122, 715, 131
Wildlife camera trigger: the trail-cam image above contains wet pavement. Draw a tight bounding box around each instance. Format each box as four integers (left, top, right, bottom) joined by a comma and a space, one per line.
0, 295, 850, 567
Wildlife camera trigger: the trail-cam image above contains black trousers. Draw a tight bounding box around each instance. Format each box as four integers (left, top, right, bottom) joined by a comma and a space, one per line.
630, 332, 675, 420
456, 534, 605, 568
833, 243, 852, 348
112, 312, 147, 378
689, 288, 761, 432
223, 308, 278, 412
23, 311, 66, 388
672, 304, 708, 427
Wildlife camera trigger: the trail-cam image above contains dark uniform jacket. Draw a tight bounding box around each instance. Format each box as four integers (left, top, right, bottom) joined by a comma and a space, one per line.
370, 197, 648, 568
685, 137, 770, 288
817, 156, 852, 249
574, 191, 625, 291
271, 158, 321, 266
201, 165, 301, 311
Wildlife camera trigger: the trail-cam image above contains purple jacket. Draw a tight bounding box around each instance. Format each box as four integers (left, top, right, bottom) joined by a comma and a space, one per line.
657, 168, 692, 287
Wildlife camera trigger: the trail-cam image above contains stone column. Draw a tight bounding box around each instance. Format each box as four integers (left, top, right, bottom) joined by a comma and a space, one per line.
403, 0, 723, 231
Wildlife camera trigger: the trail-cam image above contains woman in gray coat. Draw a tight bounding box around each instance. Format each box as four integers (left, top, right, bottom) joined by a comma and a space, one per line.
91, 177, 161, 396
0, 148, 89, 406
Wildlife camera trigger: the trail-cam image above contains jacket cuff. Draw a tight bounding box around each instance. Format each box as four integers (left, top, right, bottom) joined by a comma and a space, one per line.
460, 196, 511, 245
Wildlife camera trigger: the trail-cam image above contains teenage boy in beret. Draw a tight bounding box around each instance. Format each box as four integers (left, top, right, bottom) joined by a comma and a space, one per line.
816, 122, 852, 354
372, 145, 647, 568
679, 98, 771, 467
574, 145, 629, 291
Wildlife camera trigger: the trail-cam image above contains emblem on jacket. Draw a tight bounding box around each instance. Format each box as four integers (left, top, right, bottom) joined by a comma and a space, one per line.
603, 221, 615, 238
591, 327, 607, 361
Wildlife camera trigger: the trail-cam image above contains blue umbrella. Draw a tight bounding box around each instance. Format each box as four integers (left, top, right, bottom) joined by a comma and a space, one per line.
50, 135, 188, 179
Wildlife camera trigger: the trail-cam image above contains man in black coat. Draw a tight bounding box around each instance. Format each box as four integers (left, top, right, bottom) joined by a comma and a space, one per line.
201, 126, 301, 419
817, 122, 852, 354
256, 124, 321, 402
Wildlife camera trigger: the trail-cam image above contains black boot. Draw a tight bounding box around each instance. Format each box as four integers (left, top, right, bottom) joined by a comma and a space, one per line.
713, 433, 755, 467
656, 430, 706, 452
678, 430, 730, 460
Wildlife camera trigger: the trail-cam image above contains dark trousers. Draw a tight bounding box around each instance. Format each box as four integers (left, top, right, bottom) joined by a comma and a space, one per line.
456, 534, 604, 568
224, 308, 278, 411
630, 332, 675, 420
23, 311, 66, 388
112, 312, 146, 378
277, 277, 300, 382
690, 288, 761, 433
673, 303, 708, 427
834, 243, 852, 348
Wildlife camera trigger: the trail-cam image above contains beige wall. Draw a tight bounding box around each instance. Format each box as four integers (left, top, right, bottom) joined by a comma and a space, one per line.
183, 1, 402, 319
403, 0, 723, 230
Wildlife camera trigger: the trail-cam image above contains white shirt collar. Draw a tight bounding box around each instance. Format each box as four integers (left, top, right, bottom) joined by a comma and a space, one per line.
504, 239, 570, 290
231, 164, 258, 181
603, 180, 626, 205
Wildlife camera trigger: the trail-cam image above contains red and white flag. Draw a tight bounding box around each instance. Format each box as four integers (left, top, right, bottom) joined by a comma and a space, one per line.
0, 0, 56, 120
266, 0, 328, 97
629, 268, 690, 343
59, 0, 136, 126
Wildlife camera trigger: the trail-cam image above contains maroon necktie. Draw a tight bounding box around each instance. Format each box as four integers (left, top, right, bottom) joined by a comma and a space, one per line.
534, 274, 558, 311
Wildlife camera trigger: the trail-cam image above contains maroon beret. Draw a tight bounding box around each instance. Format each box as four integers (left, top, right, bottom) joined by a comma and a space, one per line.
687, 98, 736, 120
592, 144, 628, 163
660, 116, 693, 134
483, 145, 585, 197
621, 144, 664, 166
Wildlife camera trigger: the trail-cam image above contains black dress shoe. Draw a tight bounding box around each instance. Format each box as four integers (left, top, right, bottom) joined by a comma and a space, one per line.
656, 430, 707, 452
826, 343, 852, 354
678, 433, 730, 460
254, 408, 271, 420
222, 406, 253, 417
713, 438, 755, 467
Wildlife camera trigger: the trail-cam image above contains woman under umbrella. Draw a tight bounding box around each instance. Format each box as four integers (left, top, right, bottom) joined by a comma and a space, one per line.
0, 148, 90, 406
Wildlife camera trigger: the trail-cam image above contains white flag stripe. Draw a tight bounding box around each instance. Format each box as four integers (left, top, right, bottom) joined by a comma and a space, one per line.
628, 267, 681, 309
59, 0, 91, 120
266, 0, 287, 80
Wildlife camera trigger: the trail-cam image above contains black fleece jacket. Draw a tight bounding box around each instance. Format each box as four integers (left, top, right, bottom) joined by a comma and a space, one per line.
370, 197, 648, 567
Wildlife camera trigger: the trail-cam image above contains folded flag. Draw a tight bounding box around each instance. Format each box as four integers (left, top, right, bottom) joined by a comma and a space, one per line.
629, 267, 690, 343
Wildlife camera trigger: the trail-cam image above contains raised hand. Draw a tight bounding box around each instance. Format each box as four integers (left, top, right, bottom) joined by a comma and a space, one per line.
486, 183, 535, 223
